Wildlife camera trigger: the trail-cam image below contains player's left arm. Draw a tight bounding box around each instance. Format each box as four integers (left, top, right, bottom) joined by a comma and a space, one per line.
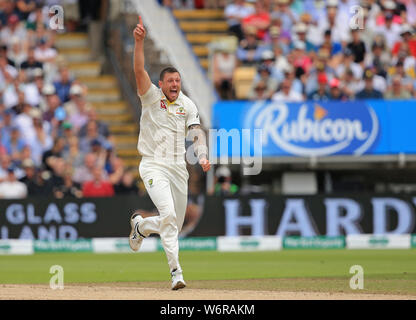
188, 124, 211, 172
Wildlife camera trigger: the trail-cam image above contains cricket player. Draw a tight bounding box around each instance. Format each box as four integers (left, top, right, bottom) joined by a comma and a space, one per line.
129, 16, 211, 290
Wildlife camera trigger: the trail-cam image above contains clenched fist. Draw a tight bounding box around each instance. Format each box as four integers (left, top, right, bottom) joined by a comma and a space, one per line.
199, 157, 211, 173
134, 16, 146, 42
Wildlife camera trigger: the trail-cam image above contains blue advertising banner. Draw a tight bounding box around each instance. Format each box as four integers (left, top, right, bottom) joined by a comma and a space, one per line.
211, 100, 416, 157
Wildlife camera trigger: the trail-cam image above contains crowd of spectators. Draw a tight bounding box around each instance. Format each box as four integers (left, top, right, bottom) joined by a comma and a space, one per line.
208, 0, 416, 101
0, 0, 140, 199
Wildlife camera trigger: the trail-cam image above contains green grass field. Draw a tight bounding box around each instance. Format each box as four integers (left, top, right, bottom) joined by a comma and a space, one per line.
1, 250, 415, 295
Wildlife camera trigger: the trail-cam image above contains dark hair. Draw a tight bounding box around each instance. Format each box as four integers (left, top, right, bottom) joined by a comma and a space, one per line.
159, 67, 180, 81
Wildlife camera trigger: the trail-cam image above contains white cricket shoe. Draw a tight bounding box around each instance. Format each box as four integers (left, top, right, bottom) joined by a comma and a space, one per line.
171, 269, 186, 290
129, 212, 146, 252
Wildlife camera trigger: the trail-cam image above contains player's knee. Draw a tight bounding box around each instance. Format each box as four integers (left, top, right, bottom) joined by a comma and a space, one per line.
160, 212, 178, 229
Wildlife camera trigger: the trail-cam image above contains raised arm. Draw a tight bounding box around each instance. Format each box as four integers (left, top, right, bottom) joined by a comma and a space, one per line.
133, 16, 152, 96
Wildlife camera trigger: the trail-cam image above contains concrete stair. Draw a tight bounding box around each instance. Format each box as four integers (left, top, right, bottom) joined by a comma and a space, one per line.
173, 9, 228, 71
56, 33, 140, 169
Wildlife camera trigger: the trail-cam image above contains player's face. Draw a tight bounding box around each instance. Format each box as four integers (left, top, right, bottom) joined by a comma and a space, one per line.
159, 72, 181, 102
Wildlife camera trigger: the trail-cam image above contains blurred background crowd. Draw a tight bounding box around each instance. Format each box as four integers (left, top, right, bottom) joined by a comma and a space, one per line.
0, 0, 140, 199
2, 0, 416, 199
162, 0, 416, 101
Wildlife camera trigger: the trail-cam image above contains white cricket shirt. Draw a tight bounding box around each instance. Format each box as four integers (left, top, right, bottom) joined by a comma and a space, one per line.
138, 84, 200, 162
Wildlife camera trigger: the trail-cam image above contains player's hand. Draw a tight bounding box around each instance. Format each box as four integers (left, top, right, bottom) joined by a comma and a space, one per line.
199, 157, 211, 172
133, 16, 146, 42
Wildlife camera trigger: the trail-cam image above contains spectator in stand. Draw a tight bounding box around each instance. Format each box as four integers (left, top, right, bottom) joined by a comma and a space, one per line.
54, 166, 83, 198
73, 152, 108, 185
258, 49, 280, 81
19, 158, 36, 186
42, 92, 65, 126
114, 169, 139, 195
62, 134, 84, 168
242, 0, 271, 41
291, 40, 312, 74
356, 69, 383, 99
0, 154, 24, 181
212, 46, 236, 100
341, 68, 361, 99
272, 78, 304, 102
34, 37, 57, 63
318, 0, 350, 45
375, 11, 401, 49
270, 0, 297, 33
291, 22, 317, 53
347, 29, 366, 64
320, 29, 343, 57
248, 64, 278, 100
17, 69, 40, 108
7, 37, 27, 68
0, 109, 15, 142
0, 54, 18, 94
307, 72, 330, 101
404, 0, 416, 27
49, 156, 66, 196
27, 108, 53, 166
78, 108, 110, 138
15, 0, 37, 20
391, 61, 414, 93
0, 1, 20, 26
79, 120, 108, 154
0, 14, 27, 48
64, 83, 92, 133
2, 126, 26, 166
54, 66, 73, 104
376, 0, 402, 26
0, 166, 27, 199
328, 78, 348, 100
224, 0, 255, 41
384, 75, 412, 99
236, 26, 268, 65
107, 156, 125, 187
20, 47, 43, 78
335, 48, 363, 80
14, 103, 37, 143
25, 167, 54, 196
249, 79, 268, 100
82, 166, 115, 198
42, 136, 66, 172
364, 40, 390, 79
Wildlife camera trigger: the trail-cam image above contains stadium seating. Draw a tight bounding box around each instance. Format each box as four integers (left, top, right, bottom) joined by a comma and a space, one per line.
173, 9, 227, 70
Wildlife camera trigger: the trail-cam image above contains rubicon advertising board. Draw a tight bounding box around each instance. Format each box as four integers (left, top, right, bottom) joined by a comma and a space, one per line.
212, 100, 416, 157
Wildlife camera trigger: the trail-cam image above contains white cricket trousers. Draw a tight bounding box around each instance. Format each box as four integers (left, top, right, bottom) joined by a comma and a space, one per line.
139, 157, 189, 272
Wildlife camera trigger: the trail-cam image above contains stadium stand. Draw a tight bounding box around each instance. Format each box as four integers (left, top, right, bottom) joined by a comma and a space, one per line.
0, 0, 140, 199
168, 0, 416, 101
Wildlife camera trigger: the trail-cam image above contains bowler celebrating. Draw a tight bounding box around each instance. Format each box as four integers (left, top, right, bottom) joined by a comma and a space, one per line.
129, 16, 211, 290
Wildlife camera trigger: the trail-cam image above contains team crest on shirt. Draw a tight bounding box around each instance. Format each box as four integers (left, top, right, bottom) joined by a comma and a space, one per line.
148, 179, 153, 187
176, 106, 185, 116
160, 100, 167, 111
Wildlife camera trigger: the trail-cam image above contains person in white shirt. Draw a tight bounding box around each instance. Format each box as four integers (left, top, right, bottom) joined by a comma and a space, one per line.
34, 38, 57, 63
375, 12, 401, 49
224, 0, 255, 40
318, 0, 351, 44
272, 78, 304, 102
0, 167, 27, 199
130, 17, 211, 291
